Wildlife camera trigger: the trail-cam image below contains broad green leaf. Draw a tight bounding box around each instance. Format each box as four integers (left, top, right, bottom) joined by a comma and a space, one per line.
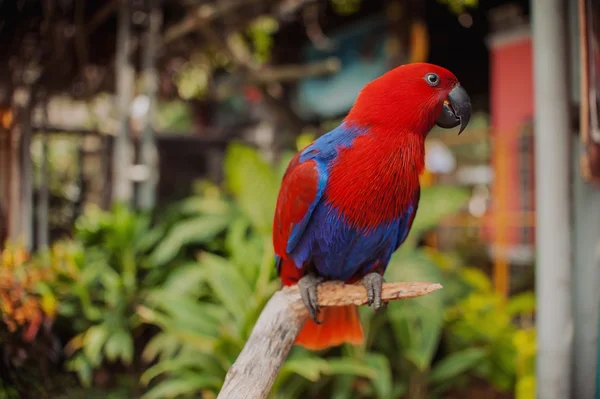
164, 329, 217, 353
104, 329, 134, 365
387, 251, 445, 371
158, 262, 208, 296
66, 353, 93, 387
147, 291, 227, 337
179, 195, 232, 216
224, 143, 279, 235
141, 352, 224, 386
280, 357, 330, 382
331, 375, 357, 399
364, 353, 393, 399
516, 375, 535, 399
83, 324, 110, 366
135, 224, 166, 254
142, 332, 182, 363
225, 217, 264, 285
142, 374, 221, 399
201, 252, 254, 319
150, 214, 232, 267
428, 347, 487, 385
323, 359, 377, 379
459, 267, 493, 292
507, 292, 536, 316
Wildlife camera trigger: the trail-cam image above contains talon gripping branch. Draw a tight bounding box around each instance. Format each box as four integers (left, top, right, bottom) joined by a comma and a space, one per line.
272, 63, 472, 350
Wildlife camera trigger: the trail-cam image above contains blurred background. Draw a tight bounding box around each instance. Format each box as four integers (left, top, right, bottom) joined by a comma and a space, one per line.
0, 0, 598, 398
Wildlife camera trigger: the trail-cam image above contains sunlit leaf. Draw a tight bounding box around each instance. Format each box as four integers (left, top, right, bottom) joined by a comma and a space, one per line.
364, 353, 393, 399
200, 252, 254, 320
280, 357, 330, 382
516, 375, 535, 399
506, 292, 536, 316
386, 251, 445, 371
142, 373, 221, 399
428, 347, 487, 385
324, 358, 378, 379
150, 214, 232, 267
141, 352, 224, 386
104, 329, 134, 365
224, 143, 279, 235
157, 262, 208, 296
142, 332, 182, 363
82, 324, 110, 366
147, 291, 227, 338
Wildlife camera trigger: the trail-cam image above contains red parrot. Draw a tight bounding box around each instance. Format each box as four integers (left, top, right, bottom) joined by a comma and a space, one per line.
272, 62, 472, 350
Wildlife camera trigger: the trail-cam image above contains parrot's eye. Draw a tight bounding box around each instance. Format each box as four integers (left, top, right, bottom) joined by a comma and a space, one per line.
425, 73, 440, 87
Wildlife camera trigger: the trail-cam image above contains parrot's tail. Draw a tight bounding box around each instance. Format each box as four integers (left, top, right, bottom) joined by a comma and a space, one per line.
295, 305, 364, 350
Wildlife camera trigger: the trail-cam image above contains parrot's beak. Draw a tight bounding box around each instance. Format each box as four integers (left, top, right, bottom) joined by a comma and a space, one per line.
435, 84, 472, 135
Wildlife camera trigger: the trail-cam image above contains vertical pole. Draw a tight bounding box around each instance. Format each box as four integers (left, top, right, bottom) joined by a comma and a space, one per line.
20, 100, 33, 250
36, 132, 49, 249
36, 102, 50, 250
572, 134, 600, 399
8, 111, 20, 243
531, 0, 573, 398
493, 133, 510, 297
571, 0, 600, 397
137, 0, 162, 210
113, 0, 135, 204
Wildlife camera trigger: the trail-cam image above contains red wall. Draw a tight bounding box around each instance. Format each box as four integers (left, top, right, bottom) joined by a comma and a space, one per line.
488, 30, 535, 249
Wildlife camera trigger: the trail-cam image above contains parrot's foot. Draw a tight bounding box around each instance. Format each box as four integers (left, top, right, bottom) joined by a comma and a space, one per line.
361, 272, 384, 311
298, 272, 324, 324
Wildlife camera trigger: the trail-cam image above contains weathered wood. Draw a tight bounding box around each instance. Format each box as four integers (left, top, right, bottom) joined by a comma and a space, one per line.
112, 0, 135, 203
217, 281, 442, 399
137, 0, 162, 210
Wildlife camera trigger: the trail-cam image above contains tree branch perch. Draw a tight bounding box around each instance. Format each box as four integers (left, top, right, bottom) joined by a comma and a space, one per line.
217, 281, 443, 399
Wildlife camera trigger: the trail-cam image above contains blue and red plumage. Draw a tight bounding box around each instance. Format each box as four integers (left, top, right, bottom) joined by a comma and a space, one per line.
273, 62, 472, 350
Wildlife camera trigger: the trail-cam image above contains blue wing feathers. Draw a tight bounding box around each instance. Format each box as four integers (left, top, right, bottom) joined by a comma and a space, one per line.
280, 122, 419, 279
285, 122, 368, 258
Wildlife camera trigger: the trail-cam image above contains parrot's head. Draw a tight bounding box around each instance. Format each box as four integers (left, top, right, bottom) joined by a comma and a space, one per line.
346, 62, 472, 136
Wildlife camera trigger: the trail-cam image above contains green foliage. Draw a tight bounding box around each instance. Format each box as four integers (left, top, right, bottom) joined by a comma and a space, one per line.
173, 54, 212, 100
444, 266, 536, 395
437, 0, 478, 15
58, 204, 160, 386
514, 328, 536, 399
139, 143, 385, 398
139, 143, 481, 399
155, 100, 194, 133
10, 142, 535, 398
247, 17, 279, 64
331, 0, 363, 15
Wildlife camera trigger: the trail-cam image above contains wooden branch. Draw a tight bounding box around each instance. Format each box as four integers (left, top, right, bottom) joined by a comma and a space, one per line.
251, 57, 341, 84
217, 281, 442, 399
85, 0, 119, 35
161, 0, 264, 47
213, 57, 340, 100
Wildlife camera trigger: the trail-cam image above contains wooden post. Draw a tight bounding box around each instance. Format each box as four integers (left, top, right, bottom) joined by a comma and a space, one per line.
8, 88, 34, 248
112, 0, 135, 204
19, 102, 33, 250
36, 132, 49, 249
216, 281, 442, 399
7, 112, 20, 243
137, 0, 162, 210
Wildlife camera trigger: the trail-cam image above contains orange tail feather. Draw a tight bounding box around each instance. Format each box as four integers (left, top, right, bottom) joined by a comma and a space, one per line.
295, 305, 364, 350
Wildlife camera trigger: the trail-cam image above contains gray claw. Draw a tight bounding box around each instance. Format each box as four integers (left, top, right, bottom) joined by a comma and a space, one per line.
298, 273, 324, 323
361, 272, 384, 311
